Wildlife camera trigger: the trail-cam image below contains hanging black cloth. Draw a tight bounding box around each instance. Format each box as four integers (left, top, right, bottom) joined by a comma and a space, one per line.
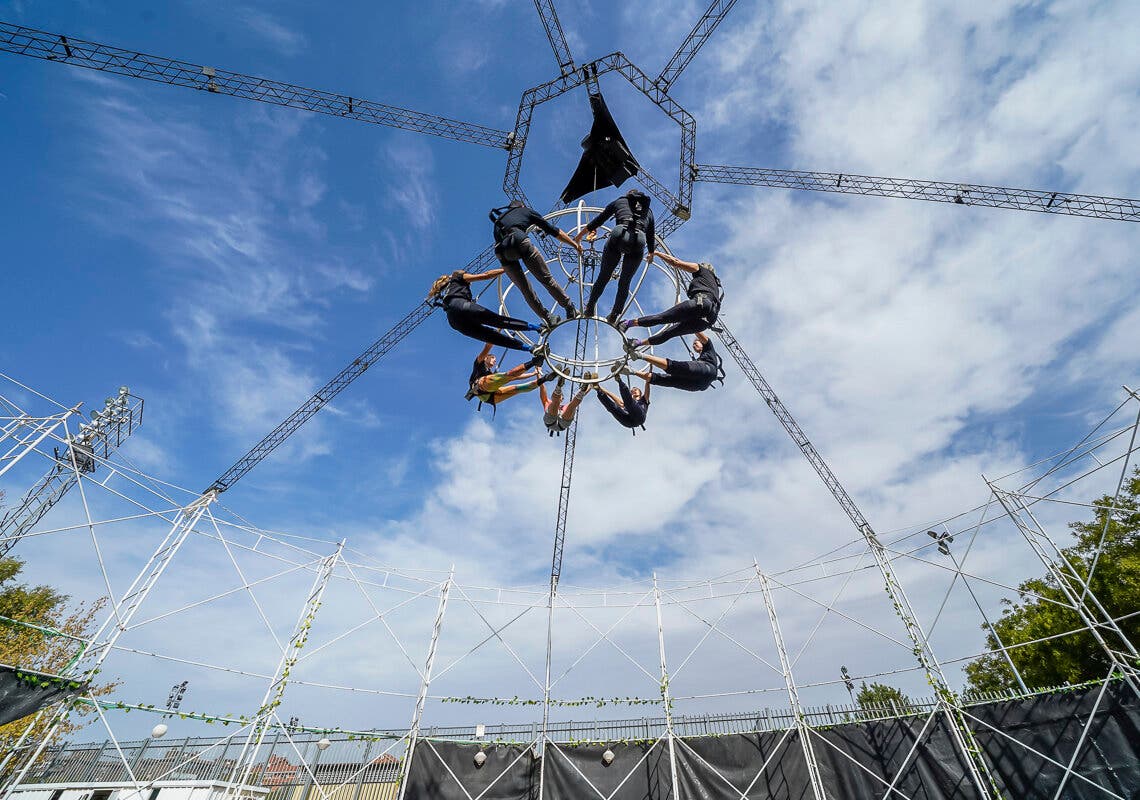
0, 665, 87, 726
560, 93, 640, 204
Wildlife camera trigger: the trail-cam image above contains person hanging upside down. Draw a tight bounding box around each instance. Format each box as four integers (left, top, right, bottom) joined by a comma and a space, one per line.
595, 373, 650, 430
466, 343, 556, 409
573, 189, 655, 324
490, 200, 583, 326
628, 331, 724, 392
428, 268, 542, 353
538, 375, 592, 436
621, 252, 722, 347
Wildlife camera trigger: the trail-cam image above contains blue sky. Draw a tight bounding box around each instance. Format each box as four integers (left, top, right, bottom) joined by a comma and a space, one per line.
2, 0, 1140, 741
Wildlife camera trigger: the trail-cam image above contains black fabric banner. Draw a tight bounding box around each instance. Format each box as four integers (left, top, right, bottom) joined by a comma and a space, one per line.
967, 680, 1140, 799
814, 712, 979, 799
403, 682, 1140, 800
544, 740, 673, 800
403, 740, 537, 800
674, 728, 811, 800
0, 665, 85, 726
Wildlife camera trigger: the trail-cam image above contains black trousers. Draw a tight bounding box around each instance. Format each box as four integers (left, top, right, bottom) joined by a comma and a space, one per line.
597, 379, 646, 428
649, 359, 716, 391
445, 298, 531, 352
585, 229, 644, 319
637, 294, 719, 346
496, 234, 574, 320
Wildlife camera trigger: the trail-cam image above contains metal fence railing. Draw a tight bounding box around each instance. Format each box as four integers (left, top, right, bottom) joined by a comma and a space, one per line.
20, 680, 1104, 791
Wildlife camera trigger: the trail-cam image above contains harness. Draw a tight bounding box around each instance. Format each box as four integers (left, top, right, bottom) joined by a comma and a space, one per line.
705, 350, 727, 388
431, 271, 470, 310
464, 361, 500, 418
612, 197, 648, 249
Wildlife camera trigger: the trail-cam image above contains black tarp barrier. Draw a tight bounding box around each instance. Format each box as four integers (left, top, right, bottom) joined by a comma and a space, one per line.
674, 727, 811, 800
0, 664, 85, 726
403, 682, 1140, 800
403, 740, 537, 800
814, 712, 978, 799
967, 679, 1140, 798
544, 740, 673, 800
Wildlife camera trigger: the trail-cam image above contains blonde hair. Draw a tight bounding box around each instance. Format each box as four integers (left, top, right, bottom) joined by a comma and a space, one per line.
427, 273, 456, 301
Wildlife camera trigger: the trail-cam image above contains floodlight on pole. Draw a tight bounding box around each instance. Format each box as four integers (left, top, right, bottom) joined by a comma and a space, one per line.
166, 680, 188, 711
840, 665, 855, 705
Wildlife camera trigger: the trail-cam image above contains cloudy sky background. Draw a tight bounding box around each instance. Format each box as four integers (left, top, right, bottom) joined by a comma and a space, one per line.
2, 0, 1139, 744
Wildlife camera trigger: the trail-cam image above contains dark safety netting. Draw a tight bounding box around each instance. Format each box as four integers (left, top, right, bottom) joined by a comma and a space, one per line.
402, 680, 1140, 800
0, 664, 86, 726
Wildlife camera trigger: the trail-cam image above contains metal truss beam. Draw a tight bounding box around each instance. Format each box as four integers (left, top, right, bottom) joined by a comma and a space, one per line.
0, 22, 512, 149
396, 570, 453, 800
226, 542, 343, 794
694, 164, 1140, 222
207, 247, 497, 494
1, 491, 218, 793
989, 484, 1140, 697
756, 566, 826, 800
656, 0, 739, 92
0, 408, 75, 480
712, 318, 1001, 798
505, 53, 696, 218
532, 0, 576, 76
0, 389, 143, 558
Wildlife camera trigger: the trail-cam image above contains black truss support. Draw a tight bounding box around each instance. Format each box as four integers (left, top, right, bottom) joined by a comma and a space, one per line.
711, 316, 1000, 792
712, 320, 870, 532
694, 163, 1140, 222
504, 53, 696, 219
656, 0, 739, 92
532, 0, 576, 76
0, 21, 512, 149
207, 246, 497, 494
548, 254, 596, 591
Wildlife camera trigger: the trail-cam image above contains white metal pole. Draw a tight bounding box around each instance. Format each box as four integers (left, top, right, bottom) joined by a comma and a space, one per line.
225, 540, 344, 798
1, 490, 218, 796
396, 567, 454, 800
755, 563, 827, 800
536, 575, 555, 800
652, 574, 681, 800
942, 544, 1029, 694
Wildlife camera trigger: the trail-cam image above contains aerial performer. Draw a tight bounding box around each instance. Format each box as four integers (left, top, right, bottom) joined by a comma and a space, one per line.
538, 376, 592, 436
628, 331, 724, 392
466, 343, 555, 411
595, 374, 651, 431
620, 252, 722, 347
490, 200, 583, 326
573, 189, 655, 324
428, 269, 543, 353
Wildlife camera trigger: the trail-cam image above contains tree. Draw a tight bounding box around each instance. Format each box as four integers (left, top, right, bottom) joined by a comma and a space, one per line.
964, 468, 1140, 694
856, 681, 912, 711
0, 556, 116, 778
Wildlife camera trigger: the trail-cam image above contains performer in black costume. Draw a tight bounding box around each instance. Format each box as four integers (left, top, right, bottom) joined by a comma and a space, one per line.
573, 189, 656, 324
595, 374, 650, 430
490, 200, 582, 326
629, 332, 723, 392
428, 269, 542, 353
621, 252, 722, 347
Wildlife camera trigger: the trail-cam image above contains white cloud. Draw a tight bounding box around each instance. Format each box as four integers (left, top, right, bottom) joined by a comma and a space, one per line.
379, 138, 439, 232
237, 7, 308, 56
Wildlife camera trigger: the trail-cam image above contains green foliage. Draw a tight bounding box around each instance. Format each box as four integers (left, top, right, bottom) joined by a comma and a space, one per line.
0, 556, 117, 778
856, 681, 912, 710
964, 469, 1140, 693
